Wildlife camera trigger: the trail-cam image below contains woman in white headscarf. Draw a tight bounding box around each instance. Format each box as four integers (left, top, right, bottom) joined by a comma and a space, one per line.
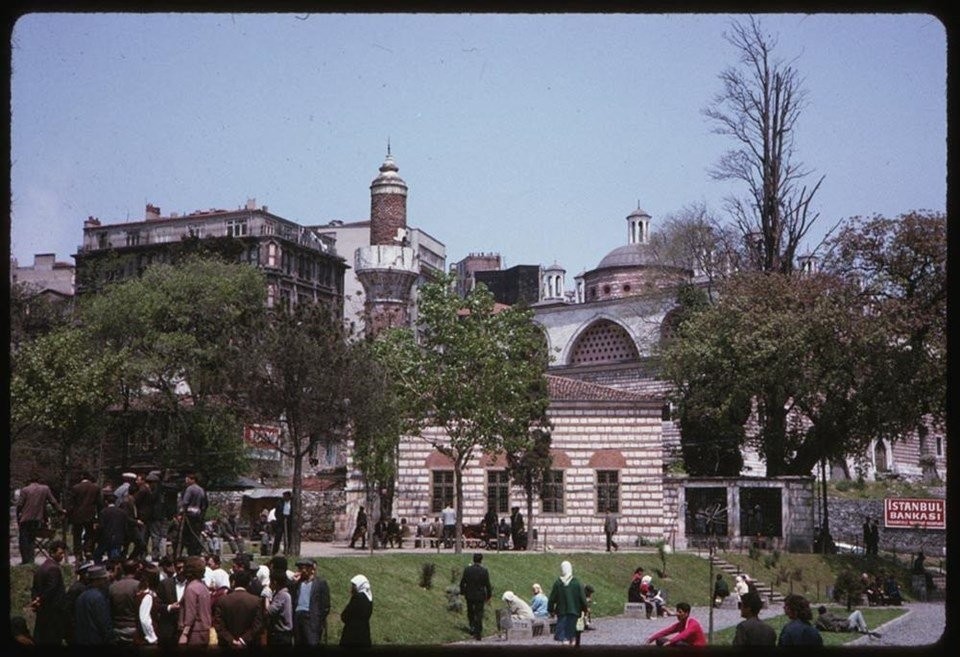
547, 560, 587, 645
734, 575, 749, 609
340, 574, 373, 647
502, 590, 535, 621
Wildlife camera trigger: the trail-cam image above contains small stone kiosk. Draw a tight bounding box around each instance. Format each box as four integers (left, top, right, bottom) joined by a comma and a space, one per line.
663, 475, 816, 552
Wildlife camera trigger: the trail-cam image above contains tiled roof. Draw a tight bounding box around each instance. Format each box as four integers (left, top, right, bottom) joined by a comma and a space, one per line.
546, 375, 656, 402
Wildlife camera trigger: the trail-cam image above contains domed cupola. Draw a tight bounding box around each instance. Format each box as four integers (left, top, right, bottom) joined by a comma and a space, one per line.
542, 261, 566, 301
627, 204, 651, 245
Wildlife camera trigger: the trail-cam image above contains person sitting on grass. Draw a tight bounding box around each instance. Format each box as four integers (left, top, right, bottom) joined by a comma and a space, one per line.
815, 605, 882, 638
645, 602, 706, 647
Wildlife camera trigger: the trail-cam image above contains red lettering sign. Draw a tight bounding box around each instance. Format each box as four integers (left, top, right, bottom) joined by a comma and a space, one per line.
884, 498, 945, 529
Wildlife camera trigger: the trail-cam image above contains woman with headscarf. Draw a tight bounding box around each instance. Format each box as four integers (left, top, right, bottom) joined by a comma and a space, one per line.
502, 590, 535, 621
340, 574, 373, 647
734, 574, 750, 609
547, 560, 587, 645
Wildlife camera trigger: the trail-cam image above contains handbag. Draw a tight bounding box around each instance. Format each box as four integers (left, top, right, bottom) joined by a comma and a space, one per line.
575, 612, 586, 632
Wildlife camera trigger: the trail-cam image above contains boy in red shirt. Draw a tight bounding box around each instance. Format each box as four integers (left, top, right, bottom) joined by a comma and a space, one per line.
646, 602, 707, 647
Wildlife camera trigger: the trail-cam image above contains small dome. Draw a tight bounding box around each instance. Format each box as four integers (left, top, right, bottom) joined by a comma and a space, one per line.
627, 207, 651, 219
371, 153, 407, 189
544, 261, 565, 273
596, 242, 658, 269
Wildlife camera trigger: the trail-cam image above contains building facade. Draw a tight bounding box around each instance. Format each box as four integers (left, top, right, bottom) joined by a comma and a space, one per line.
74, 199, 347, 313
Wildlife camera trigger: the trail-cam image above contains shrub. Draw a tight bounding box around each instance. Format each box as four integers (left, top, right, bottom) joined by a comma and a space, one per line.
445, 584, 464, 613
420, 562, 436, 589
832, 570, 864, 611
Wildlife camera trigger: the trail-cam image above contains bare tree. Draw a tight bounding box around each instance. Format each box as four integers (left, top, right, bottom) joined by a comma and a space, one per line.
703, 16, 826, 274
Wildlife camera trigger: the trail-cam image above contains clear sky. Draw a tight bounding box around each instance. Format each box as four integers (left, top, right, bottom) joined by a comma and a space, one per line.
9, 13, 946, 281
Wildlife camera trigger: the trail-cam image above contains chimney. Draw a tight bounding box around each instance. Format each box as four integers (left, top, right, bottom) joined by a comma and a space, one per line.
245, 198, 257, 210
261, 205, 268, 213
145, 203, 161, 220
84, 216, 101, 228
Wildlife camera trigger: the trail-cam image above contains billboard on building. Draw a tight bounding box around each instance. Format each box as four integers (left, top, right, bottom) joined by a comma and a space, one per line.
243, 423, 281, 461
883, 497, 945, 530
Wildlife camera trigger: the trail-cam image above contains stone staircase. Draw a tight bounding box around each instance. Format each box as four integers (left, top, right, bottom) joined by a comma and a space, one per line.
707, 554, 786, 607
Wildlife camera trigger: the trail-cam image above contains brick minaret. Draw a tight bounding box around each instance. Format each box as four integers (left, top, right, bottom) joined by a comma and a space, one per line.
355, 147, 419, 336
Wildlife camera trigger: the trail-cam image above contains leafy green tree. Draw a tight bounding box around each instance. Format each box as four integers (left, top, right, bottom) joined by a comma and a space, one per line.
10, 326, 124, 503
9, 282, 74, 351
234, 302, 359, 556
662, 270, 894, 477
505, 428, 553, 549
822, 211, 946, 437
703, 16, 828, 274
382, 276, 551, 553
79, 255, 266, 481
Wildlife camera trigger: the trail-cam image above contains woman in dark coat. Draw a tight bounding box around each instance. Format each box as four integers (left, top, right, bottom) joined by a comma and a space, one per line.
340, 574, 373, 647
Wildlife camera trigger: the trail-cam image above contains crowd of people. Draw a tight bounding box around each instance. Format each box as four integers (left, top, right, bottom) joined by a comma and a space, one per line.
19, 540, 374, 648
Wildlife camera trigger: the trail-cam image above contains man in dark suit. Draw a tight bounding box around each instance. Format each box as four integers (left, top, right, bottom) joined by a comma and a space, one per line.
272, 491, 293, 555
290, 557, 330, 646
94, 493, 129, 562
67, 472, 103, 562
156, 556, 186, 648
459, 552, 493, 640
213, 569, 264, 647
30, 539, 69, 645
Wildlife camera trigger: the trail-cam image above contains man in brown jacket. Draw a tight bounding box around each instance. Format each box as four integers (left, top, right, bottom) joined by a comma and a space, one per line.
67, 472, 102, 562
16, 474, 65, 565
213, 569, 264, 647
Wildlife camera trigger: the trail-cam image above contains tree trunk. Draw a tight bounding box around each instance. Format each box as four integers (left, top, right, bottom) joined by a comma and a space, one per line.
525, 471, 535, 552
289, 442, 303, 558
454, 461, 464, 555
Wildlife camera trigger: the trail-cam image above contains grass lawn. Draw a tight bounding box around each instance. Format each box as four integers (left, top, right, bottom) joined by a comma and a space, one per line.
6, 549, 912, 645
710, 606, 907, 646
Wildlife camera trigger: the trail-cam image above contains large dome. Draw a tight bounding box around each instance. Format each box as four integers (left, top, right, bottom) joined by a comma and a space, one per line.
596, 242, 659, 269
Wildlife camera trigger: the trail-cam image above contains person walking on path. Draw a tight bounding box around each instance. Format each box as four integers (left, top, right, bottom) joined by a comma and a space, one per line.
778, 594, 823, 646
29, 538, 69, 645
349, 505, 368, 549
646, 602, 707, 647
16, 474, 65, 565
290, 557, 331, 646
713, 573, 730, 607
732, 590, 776, 646
340, 574, 374, 648
459, 552, 493, 640
604, 507, 619, 552
548, 559, 588, 645
733, 574, 749, 609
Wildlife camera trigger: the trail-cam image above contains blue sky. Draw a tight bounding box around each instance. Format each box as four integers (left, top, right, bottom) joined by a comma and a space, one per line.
9, 13, 946, 280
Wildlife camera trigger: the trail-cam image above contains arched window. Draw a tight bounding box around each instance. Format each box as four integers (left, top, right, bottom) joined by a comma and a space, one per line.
569, 319, 639, 366
874, 440, 889, 472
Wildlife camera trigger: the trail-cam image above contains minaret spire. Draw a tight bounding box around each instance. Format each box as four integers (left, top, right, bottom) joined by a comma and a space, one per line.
387, 137, 391, 157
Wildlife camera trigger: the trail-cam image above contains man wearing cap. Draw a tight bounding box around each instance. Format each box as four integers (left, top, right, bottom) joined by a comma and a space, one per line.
64, 561, 94, 645
459, 552, 493, 640
114, 472, 136, 505
74, 565, 114, 645
289, 557, 330, 646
